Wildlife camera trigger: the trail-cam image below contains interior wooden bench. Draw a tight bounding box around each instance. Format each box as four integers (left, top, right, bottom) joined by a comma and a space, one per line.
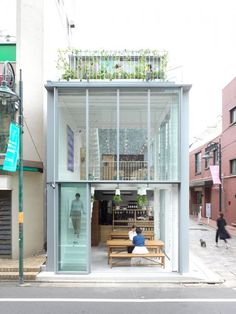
109, 252, 165, 268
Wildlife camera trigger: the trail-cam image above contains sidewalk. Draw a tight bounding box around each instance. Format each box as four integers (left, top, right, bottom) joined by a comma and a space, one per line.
189, 216, 236, 287
0, 254, 46, 281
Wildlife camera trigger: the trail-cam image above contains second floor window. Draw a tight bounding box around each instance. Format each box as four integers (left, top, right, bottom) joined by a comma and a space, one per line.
213, 149, 219, 165
230, 106, 236, 124
230, 159, 236, 175
195, 152, 201, 174
205, 156, 210, 169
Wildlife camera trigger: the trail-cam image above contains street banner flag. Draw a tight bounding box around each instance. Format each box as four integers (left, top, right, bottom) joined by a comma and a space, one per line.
210, 165, 221, 184
3, 122, 20, 172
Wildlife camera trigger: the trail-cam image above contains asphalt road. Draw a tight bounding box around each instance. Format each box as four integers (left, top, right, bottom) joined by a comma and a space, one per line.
1, 283, 236, 314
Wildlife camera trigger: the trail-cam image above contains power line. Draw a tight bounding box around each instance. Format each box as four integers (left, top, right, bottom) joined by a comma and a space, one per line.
23, 117, 46, 172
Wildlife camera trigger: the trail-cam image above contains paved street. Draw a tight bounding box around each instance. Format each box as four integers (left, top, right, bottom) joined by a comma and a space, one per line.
1, 284, 236, 313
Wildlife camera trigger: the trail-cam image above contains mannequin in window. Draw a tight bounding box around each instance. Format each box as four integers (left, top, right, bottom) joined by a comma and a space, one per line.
70, 193, 84, 238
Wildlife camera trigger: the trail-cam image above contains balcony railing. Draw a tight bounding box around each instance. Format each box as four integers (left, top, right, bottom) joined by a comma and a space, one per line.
89, 160, 148, 180
57, 49, 168, 81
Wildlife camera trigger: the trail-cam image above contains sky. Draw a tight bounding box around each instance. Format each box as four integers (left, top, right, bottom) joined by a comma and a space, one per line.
1, 0, 236, 142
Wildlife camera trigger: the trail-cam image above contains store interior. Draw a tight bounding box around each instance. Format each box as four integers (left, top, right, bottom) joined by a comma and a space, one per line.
91, 186, 155, 247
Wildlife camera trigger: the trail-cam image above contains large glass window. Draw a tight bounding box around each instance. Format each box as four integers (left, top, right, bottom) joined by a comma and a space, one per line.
119, 90, 148, 180
58, 183, 89, 272
58, 89, 86, 181
150, 90, 179, 180
57, 87, 181, 182
89, 89, 117, 180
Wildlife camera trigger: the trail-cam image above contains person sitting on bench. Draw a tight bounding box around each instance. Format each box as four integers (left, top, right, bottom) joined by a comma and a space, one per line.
132, 227, 149, 264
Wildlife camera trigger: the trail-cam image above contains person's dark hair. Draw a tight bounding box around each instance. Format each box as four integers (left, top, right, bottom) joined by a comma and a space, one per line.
219, 212, 224, 218
132, 225, 136, 229
75, 193, 80, 198
135, 227, 142, 234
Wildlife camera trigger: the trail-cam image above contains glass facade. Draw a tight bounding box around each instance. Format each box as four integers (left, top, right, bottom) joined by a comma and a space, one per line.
58, 183, 89, 272
58, 89, 86, 181
57, 87, 180, 182
46, 83, 190, 274
151, 90, 179, 180
119, 90, 148, 180
89, 89, 117, 180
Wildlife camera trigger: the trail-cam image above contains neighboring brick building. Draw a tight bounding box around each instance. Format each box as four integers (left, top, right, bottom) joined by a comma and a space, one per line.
189, 77, 236, 225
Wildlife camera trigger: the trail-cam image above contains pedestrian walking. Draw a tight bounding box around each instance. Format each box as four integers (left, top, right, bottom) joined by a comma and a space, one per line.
215, 212, 231, 248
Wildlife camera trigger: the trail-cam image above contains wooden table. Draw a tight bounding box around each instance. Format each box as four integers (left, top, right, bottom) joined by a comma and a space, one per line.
106, 239, 164, 263
110, 230, 154, 240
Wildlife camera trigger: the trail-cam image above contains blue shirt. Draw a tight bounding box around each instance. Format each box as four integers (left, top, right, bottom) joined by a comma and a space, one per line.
133, 234, 145, 246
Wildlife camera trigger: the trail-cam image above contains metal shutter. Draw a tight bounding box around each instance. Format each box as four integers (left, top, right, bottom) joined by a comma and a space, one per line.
0, 190, 11, 257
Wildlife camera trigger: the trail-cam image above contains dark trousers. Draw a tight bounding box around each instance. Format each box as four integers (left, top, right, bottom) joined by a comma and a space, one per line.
215, 230, 219, 243
215, 229, 227, 243
127, 246, 134, 253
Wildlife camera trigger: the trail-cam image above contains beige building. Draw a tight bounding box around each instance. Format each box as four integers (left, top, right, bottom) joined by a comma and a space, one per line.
0, 0, 75, 258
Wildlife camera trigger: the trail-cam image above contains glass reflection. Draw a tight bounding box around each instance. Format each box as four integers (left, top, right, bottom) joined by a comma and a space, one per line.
89, 90, 117, 180
150, 90, 179, 181
58, 183, 88, 272
119, 90, 148, 180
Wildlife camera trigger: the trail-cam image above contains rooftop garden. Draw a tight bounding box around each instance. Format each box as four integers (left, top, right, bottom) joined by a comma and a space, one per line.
57, 49, 168, 81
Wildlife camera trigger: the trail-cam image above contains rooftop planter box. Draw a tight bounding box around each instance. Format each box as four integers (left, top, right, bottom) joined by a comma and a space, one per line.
57, 49, 168, 81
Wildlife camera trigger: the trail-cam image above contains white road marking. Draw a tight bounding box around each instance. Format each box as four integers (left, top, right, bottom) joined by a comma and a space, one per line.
0, 298, 236, 303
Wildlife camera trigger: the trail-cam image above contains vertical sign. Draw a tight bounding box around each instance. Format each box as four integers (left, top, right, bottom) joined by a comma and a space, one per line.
3, 122, 20, 172
210, 165, 221, 184
67, 125, 74, 172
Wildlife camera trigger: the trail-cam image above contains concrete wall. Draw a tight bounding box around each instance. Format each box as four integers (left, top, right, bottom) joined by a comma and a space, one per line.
16, 0, 73, 162
11, 0, 74, 258
11, 171, 44, 258
16, 0, 44, 161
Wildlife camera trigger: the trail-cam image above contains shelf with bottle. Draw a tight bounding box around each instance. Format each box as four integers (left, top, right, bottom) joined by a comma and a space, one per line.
112, 205, 154, 231
113, 210, 136, 220
127, 200, 138, 209
112, 220, 154, 230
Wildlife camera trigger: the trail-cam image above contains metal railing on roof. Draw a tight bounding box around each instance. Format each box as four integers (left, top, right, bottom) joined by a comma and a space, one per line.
57, 49, 168, 81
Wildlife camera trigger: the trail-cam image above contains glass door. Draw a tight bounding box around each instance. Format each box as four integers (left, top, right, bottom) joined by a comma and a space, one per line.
58, 183, 90, 273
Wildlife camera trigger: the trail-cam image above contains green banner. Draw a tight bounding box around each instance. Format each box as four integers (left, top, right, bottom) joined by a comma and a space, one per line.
3, 122, 20, 172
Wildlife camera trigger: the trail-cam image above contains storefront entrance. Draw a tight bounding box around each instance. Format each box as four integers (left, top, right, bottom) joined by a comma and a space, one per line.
57, 182, 179, 274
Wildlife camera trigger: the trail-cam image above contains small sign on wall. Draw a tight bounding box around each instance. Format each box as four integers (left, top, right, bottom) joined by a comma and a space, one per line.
67, 125, 74, 172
